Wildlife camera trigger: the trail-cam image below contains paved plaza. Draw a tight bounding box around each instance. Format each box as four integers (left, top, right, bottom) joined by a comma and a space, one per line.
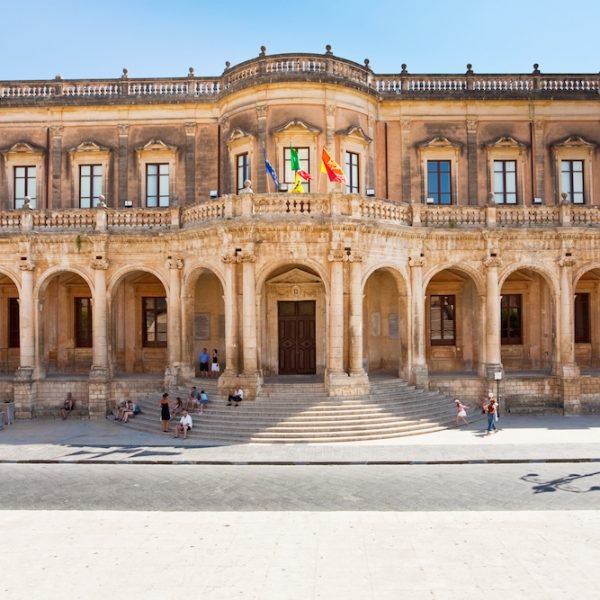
1, 415, 599, 599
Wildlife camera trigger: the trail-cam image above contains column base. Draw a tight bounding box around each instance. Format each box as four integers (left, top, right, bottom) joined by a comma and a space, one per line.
164, 365, 183, 388
218, 371, 263, 401
410, 364, 429, 389
326, 371, 370, 396
13, 368, 34, 418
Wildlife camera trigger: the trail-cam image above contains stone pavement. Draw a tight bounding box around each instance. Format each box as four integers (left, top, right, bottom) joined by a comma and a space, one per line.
0, 414, 599, 464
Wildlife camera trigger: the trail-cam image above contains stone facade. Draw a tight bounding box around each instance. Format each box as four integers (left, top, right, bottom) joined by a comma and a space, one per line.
0, 49, 599, 416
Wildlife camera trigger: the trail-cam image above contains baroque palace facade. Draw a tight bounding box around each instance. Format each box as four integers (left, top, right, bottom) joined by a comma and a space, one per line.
1, 46, 599, 418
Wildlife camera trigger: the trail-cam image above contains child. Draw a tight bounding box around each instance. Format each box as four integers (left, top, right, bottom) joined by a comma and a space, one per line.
199, 389, 209, 414
454, 398, 468, 426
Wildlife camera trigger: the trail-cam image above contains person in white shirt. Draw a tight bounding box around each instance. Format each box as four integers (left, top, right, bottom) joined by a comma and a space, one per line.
174, 410, 193, 439
227, 385, 244, 407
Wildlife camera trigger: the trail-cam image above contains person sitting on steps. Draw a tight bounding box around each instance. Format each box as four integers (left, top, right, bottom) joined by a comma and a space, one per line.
61, 392, 75, 420
227, 385, 244, 407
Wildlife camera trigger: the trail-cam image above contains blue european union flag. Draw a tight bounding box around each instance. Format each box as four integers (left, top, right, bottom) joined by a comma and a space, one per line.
264, 147, 279, 190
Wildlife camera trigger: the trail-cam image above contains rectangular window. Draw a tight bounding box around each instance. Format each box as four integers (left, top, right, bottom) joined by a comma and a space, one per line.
501, 294, 522, 345
345, 151, 359, 194
143, 297, 167, 347
236, 153, 250, 194
75, 298, 93, 348
561, 160, 584, 204
146, 163, 170, 207
14, 166, 37, 209
430, 295, 456, 345
79, 164, 103, 208
427, 160, 452, 204
574, 293, 591, 344
493, 160, 517, 204
8, 297, 20, 348
283, 147, 310, 192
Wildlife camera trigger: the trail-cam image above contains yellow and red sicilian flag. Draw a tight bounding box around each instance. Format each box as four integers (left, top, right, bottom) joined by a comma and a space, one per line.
290, 171, 304, 193
321, 148, 346, 183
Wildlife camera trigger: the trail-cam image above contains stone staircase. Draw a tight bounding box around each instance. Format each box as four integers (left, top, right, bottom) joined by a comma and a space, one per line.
115, 376, 464, 443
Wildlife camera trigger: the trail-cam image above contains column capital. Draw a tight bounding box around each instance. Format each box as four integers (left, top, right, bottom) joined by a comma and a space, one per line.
239, 252, 256, 264
184, 122, 196, 136
18, 260, 36, 271
256, 105, 268, 119
409, 256, 425, 268
167, 257, 184, 270
466, 118, 478, 133
328, 249, 346, 262
118, 123, 129, 137
222, 254, 240, 264
91, 258, 110, 270
483, 257, 502, 269
401, 119, 412, 132
50, 125, 63, 138
557, 257, 576, 268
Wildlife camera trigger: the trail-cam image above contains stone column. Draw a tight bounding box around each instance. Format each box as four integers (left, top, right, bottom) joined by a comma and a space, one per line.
466, 119, 479, 205
483, 257, 503, 377
89, 257, 111, 417
255, 106, 268, 193
15, 258, 36, 418
222, 254, 239, 377
401, 120, 412, 203
533, 120, 545, 202
409, 257, 428, 387
165, 257, 183, 387
557, 257, 581, 413
49, 126, 63, 208
118, 124, 129, 207
348, 254, 364, 375
328, 250, 345, 378
240, 252, 257, 374
184, 122, 196, 204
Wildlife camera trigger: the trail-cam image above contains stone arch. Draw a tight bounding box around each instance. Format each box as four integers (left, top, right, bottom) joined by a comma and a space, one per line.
424, 264, 483, 374
498, 264, 557, 372
35, 268, 94, 375
0, 268, 22, 374
109, 267, 169, 375
181, 265, 227, 378
363, 264, 409, 377
572, 264, 600, 368
259, 262, 327, 377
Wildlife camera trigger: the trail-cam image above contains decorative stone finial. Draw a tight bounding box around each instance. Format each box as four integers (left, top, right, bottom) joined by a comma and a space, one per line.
121, 68, 129, 79
54, 74, 62, 81
325, 44, 333, 55
561, 192, 569, 203
259, 45, 266, 57
97, 194, 107, 208
401, 64, 408, 75
532, 63, 540, 74
188, 67, 195, 77
364, 58, 370, 69
466, 64, 474, 75
224, 61, 231, 71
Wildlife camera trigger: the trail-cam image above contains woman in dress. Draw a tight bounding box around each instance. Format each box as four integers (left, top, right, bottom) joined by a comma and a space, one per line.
160, 392, 171, 432
211, 348, 220, 378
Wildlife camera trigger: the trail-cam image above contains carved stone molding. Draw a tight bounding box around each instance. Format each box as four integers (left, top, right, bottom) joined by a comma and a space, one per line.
167, 258, 184, 270
408, 257, 425, 268
256, 105, 268, 119
483, 257, 502, 269
557, 257, 576, 268
18, 259, 36, 271
466, 119, 478, 133
118, 124, 129, 137
91, 258, 110, 270
184, 122, 197, 136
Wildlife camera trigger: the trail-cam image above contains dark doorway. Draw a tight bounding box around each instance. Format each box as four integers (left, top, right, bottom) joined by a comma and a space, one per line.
278, 301, 316, 374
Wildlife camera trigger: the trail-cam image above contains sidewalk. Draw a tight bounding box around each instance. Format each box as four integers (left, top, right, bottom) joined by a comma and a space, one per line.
1, 414, 599, 464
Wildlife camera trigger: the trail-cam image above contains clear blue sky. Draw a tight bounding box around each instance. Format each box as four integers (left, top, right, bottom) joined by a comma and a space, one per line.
1, 0, 598, 80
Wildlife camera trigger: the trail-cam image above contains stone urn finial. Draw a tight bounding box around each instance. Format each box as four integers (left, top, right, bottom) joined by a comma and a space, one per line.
364, 58, 370, 70
259, 45, 266, 57
532, 63, 540, 74
121, 68, 129, 79
325, 44, 333, 55
466, 63, 474, 75
188, 67, 195, 77
224, 61, 231, 71
401, 64, 408, 75
54, 74, 62, 81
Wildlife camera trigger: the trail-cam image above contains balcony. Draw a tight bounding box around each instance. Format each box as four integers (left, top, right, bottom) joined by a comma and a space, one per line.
2, 195, 600, 235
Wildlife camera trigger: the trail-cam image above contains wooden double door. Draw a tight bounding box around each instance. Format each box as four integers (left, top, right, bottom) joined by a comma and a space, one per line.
278, 300, 316, 374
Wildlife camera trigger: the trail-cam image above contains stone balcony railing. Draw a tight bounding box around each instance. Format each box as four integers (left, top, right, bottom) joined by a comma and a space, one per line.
2, 194, 600, 235
1, 50, 598, 104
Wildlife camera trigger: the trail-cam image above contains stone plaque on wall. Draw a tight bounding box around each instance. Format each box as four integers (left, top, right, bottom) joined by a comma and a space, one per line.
371, 312, 381, 337
388, 313, 399, 339
194, 313, 210, 339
